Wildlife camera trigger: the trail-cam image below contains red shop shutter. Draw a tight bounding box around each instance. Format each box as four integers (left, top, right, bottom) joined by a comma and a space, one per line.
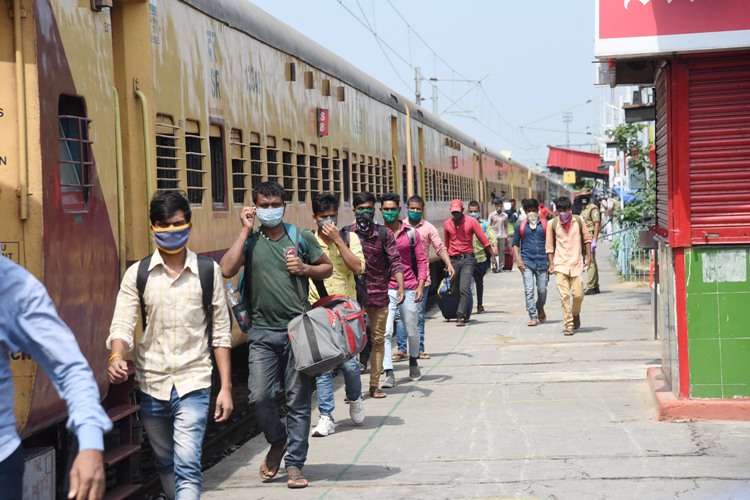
687, 55, 750, 244
655, 64, 669, 235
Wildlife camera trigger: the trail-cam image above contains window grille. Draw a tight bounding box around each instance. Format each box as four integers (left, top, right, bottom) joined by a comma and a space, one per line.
282, 147, 294, 202
230, 128, 247, 204
58, 95, 93, 209
155, 114, 180, 191
185, 120, 206, 204
209, 124, 226, 207
249, 133, 262, 191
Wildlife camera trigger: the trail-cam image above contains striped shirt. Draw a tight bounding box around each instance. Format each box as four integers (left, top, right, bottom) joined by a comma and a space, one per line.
403, 218, 446, 286
350, 223, 403, 311
107, 249, 231, 400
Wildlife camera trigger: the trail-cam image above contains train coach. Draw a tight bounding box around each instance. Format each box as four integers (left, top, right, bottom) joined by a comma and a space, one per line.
1, 0, 568, 496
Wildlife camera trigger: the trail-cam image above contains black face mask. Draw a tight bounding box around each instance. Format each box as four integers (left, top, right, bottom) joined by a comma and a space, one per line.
355, 209, 375, 235
451, 212, 463, 222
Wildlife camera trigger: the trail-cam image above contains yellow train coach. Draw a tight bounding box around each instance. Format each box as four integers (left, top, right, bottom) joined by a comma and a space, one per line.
1, 0, 568, 495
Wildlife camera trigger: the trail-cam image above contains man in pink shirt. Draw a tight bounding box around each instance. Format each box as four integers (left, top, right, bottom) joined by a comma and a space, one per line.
444, 199, 497, 327
393, 195, 455, 360
379, 193, 429, 386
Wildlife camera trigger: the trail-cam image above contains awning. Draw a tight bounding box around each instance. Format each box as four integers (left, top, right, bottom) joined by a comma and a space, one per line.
546, 146, 604, 175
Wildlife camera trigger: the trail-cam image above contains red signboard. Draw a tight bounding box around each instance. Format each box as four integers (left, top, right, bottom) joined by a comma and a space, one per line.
596, 0, 750, 58
452, 155, 458, 170
317, 108, 329, 137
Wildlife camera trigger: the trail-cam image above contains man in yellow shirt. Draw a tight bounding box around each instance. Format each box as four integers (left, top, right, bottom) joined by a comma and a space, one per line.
308, 192, 366, 437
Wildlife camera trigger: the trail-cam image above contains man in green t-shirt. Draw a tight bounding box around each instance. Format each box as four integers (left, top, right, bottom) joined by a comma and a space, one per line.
221, 182, 332, 489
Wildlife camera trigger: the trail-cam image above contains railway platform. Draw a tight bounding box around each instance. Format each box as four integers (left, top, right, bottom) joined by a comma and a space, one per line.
201, 241, 750, 499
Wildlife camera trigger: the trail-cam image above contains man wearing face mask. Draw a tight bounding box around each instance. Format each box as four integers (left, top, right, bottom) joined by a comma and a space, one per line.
220, 182, 333, 489
307, 192, 366, 437
443, 199, 496, 327
396, 195, 454, 360
488, 198, 508, 273
578, 188, 601, 295
468, 201, 497, 314
349, 192, 405, 399
546, 196, 592, 336
513, 198, 549, 327
108, 190, 234, 499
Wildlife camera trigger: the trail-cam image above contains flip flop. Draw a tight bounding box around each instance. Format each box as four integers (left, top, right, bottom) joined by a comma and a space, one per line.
392, 352, 408, 362
528, 319, 538, 327
564, 327, 575, 336
418, 352, 431, 360
286, 468, 308, 489
369, 387, 387, 399
259, 443, 287, 480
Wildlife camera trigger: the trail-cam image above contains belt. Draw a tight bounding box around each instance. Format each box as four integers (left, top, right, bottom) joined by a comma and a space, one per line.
450, 252, 475, 260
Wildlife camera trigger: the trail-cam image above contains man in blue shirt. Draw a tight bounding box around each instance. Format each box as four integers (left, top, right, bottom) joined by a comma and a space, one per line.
512, 198, 549, 327
0, 256, 112, 499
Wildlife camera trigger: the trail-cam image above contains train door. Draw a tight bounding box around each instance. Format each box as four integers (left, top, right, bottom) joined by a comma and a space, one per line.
418, 127, 425, 198
391, 116, 401, 199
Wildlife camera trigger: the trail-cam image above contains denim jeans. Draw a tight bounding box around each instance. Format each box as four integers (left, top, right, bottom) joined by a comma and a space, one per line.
473, 260, 491, 307
522, 267, 549, 320
396, 296, 427, 354
0, 444, 23, 499
383, 289, 420, 371
140, 387, 210, 500
450, 256, 475, 321
316, 357, 362, 422
247, 327, 314, 471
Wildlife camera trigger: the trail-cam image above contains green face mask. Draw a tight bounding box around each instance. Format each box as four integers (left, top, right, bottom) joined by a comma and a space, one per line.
407, 210, 423, 222
382, 208, 400, 223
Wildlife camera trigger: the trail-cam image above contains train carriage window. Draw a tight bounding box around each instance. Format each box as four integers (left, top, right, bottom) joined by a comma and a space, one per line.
401, 165, 407, 202
351, 153, 359, 195
230, 128, 248, 204
413, 165, 419, 197
374, 159, 382, 198
322, 79, 331, 97
266, 136, 279, 184
424, 169, 432, 202
332, 150, 341, 195
310, 146, 320, 193
155, 114, 181, 191
386, 160, 394, 193
442, 174, 448, 201
185, 120, 206, 205
321, 147, 330, 191
337, 86, 345, 102
368, 158, 375, 196
296, 142, 307, 203
342, 151, 350, 202
282, 140, 294, 202
249, 133, 263, 192
209, 124, 227, 208
58, 95, 94, 210
304, 71, 314, 90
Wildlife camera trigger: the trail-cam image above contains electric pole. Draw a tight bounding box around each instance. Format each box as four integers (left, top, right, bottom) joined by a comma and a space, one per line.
563, 111, 573, 148
415, 67, 422, 105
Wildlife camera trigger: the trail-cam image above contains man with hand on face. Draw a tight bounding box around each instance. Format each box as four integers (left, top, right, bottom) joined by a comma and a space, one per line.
307, 192, 366, 438
396, 195, 454, 360
379, 193, 429, 388
108, 190, 233, 500
443, 199, 496, 327
221, 182, 332, 489
349, 192, 405, 399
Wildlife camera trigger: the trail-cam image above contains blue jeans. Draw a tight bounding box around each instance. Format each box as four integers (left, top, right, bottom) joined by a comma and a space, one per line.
0, 444, 23, 499
140, 387, 210, 500
316, 357, 362, 421
383, 289, 420, 371
396, 297, 426, 354
247, 328, 314, 471
522, 267, 549, 320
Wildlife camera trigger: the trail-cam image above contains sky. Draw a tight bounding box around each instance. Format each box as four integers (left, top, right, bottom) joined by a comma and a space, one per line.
249, 0, 603, 170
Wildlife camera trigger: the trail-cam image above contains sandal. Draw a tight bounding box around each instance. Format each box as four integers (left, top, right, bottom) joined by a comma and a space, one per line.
286, 468, 308, 489
418, 352, 431, 360
392, 351, 408, 362
564, 327, 575, 336
259, 442, 287, 480
528, 319, 538, 327
369, 387, 387, 399
573, 314, 581, 330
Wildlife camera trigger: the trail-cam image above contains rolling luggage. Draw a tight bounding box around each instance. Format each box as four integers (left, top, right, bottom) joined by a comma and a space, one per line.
436, 277, 473, 321
503, 246, 514, 271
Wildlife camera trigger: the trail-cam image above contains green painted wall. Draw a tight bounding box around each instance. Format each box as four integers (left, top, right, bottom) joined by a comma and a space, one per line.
685, 246, 750, 398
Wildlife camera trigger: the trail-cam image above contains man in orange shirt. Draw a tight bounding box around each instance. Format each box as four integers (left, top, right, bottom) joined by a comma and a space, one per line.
443, 199, 496, 327
546, 196, 592, 336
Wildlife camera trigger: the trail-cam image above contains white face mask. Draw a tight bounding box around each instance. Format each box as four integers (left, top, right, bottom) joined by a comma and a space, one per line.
526, 212, 540, 229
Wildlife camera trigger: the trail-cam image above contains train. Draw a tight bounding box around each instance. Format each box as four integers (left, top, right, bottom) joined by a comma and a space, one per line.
1, 0, 569, 496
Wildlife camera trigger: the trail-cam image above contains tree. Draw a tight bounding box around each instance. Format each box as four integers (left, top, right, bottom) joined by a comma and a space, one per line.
605, 123, 656, 226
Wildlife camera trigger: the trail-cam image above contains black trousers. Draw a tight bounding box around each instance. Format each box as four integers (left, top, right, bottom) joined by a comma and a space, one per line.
0, 444, 24, 500
451, 256, 476, 321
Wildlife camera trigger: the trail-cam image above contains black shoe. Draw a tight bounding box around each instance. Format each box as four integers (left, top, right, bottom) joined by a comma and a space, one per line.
584, 288, 600, 296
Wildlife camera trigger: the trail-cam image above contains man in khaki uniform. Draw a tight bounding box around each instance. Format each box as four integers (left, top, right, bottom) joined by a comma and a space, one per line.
579, 188, 601, 294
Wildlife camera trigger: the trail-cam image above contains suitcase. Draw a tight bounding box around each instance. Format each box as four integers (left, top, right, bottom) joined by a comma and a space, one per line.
436, 277, 473, 321
503, 246, 514, 271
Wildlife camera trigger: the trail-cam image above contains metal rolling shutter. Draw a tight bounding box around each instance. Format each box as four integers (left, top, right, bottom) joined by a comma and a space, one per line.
655, 66, 669, 233
688, 56, 750, 244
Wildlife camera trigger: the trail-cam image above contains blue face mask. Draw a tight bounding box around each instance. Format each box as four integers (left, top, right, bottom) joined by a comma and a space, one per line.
469, 212, 480, 220
256, 207, 284, 228
407, 210, 423, 222
153, 224, 191, 254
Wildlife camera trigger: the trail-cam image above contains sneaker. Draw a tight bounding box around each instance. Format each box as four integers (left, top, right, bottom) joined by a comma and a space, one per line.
349, 398, 365, 425
409, 365, 422, 381
382, 374, 396, 388
311, 415, 335, 437
477, 305, 486, 314
456, 319, 466, 327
